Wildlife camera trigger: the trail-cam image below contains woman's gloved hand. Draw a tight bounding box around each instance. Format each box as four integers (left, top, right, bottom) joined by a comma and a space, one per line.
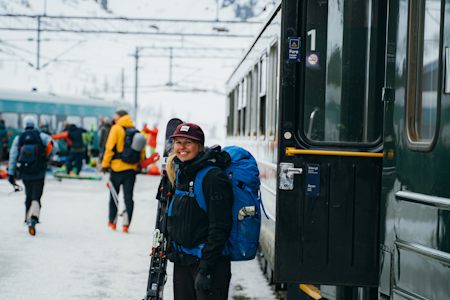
194, 272, 212, 290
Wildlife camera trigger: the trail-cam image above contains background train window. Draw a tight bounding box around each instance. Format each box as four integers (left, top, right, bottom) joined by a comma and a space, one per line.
39, 114, 57, 133
302, 0, 383, 144
241, 78, 247, 137
245, 71, 252, 138
227, 91, 234, 136
251, 63, 258, 138
1, 112, 19, 129
21, 113, 38, 127
406, 0, 442, 147
66, 115, 82, 127
259, 53, 267, 138
268, 41, 278, 139
83, 116, 98, 133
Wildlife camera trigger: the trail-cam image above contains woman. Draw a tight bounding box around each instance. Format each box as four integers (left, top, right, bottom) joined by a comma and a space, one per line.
166, 122, 233, 300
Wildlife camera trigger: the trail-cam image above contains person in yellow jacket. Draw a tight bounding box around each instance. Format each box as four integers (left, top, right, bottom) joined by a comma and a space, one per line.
101, 110, 145, 233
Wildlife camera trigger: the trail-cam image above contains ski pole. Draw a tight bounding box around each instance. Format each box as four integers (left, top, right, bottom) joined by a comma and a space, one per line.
106, 180, 119, 208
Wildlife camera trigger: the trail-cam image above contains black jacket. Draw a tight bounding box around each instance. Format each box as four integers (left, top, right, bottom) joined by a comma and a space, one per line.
167, 145, 233, 274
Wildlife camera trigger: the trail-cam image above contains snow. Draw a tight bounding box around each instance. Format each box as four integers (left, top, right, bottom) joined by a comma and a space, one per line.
0, 0, 277, 147
0, 170, 278, 300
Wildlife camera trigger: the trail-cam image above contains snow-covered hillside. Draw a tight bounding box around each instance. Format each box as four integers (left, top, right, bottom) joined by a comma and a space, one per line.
0, 0, 276, 145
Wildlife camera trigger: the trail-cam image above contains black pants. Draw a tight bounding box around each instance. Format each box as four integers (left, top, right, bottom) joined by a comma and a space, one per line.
173, 260, 231, 300
66, 151, 84, 175
23, 179, 44, 222
109, 169, 136, 225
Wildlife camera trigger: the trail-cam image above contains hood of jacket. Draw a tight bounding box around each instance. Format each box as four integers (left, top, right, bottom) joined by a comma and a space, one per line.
116, 114, 134, 128
176, 145, 231, 176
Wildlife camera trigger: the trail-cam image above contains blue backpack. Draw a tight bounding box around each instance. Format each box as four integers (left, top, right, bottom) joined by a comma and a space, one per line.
193, 146, 265, 261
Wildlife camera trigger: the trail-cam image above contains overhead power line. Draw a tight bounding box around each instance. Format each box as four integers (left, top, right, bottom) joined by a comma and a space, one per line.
0, 14, 262, 37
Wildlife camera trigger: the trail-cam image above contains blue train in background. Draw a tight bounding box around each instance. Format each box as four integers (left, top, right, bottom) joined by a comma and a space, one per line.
0, 89, 128, 159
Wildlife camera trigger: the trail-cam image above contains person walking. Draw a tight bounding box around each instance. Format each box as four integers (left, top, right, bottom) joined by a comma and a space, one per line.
101, 110, 145, 233
0, 119, 8, 161
98, 116, 111, 163
52, 123, 90, 175
7, 115, 58, 235
165, 122, 233, 300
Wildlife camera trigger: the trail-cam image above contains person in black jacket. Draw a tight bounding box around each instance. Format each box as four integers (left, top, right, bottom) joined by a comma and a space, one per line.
165, 123, 233, 300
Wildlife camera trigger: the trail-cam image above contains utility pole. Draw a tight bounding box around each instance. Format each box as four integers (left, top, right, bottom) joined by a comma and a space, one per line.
36, 16, 41, 70
134, 47, 139, 122
121, 68, 124, 99
168, 47, 173, 86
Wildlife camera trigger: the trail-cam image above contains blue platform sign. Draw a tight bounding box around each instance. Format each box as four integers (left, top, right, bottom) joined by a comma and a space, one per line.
305, 164, 320, 196
288, 37, 301, 62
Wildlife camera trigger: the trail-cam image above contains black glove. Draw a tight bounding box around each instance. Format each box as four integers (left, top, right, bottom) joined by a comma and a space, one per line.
194, 272, 212, 291
101, 167, 107, 174
8, 175, 15, 185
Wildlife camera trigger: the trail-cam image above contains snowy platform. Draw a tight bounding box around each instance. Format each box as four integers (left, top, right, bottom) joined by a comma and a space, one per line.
0, 171, 277, 300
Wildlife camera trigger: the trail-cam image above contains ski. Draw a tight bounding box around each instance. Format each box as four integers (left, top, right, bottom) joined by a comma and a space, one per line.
144, 118, 183, 300
53, 173, 102, 180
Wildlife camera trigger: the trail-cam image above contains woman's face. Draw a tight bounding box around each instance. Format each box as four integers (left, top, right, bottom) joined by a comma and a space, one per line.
174, 137, 200, 162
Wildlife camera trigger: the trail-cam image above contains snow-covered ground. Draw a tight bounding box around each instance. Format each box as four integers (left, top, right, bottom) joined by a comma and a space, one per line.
0, 169, 278, 300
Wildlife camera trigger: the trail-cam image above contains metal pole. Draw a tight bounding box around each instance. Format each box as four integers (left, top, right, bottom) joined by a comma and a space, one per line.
169, 47, 172, 86
36, 16, 41, 70
134, 47, 139, 122
121, 68, 124, 99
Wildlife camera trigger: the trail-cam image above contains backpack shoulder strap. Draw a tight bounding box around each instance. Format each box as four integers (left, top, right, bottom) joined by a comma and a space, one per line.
194, 166, 219, 212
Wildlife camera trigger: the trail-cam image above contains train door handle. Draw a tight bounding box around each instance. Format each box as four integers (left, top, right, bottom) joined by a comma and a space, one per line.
279, 163, 303, 190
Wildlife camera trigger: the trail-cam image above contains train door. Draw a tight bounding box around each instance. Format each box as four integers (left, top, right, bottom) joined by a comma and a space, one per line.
275, 0, 387, 290
379, 1, 450, 300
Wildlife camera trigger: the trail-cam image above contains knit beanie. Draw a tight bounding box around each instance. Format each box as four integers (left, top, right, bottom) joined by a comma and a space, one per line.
115, 110, 128, 117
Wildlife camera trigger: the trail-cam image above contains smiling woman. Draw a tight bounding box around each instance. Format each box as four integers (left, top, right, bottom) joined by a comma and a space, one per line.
163, 122, 234, 300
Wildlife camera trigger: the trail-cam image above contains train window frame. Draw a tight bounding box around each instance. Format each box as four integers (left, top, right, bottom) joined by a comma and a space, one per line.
251, 61, 259, 140
297, 0, 384, 149
237, 82, 243, 137
405, 0, 443, 152
227, 90, 235, 137
1, 112, 19, 129
245, 70, 252, 139
233, 87, 239, 137
259, 52, 268, 140
267, 39, 279, 141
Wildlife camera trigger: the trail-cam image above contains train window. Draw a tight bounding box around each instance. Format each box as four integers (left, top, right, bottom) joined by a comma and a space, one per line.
268, 42, 278, 139
227, 91, 234, 136
21, 114, 38, 127
245, 71, 252, 138
1, 112, 19, 129
66, 115, 82, 127
302, 0, 383, 144
235, 87, 240, 136
260, 53, 267, 96
241, 78, 247, 137
251, 63, 258, 138
406, 0, 442, 148
39, 114, 57, 133
83, 116, 97, 132
259, 53, 268, 138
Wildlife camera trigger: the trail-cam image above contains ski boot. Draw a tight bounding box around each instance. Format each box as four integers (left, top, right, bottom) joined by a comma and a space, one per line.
123, 225, 129, 233
28, 216, 38, 236
108, 222, 116, 230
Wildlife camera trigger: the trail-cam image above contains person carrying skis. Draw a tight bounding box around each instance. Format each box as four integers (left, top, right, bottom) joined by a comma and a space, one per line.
101, 110, 145, 233
165, 122, 233, 300
7, 115, 58, 235
52, 123, 91, 175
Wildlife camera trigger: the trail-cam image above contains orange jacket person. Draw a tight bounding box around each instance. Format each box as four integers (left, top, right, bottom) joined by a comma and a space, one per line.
101, 110, 145, 233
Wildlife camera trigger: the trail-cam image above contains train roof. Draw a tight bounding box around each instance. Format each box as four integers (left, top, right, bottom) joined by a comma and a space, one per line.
226, 0, 282, 85
0, 89, 123, 108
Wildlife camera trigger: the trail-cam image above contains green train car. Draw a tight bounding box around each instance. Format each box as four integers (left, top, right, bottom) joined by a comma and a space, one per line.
226, 0, 449, 299
0, 90, 127, 157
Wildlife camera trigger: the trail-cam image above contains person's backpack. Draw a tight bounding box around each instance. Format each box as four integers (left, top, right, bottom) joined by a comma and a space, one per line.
194, 146, 265, 261
18, 128, 47, 174
113, 127, 146, 164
